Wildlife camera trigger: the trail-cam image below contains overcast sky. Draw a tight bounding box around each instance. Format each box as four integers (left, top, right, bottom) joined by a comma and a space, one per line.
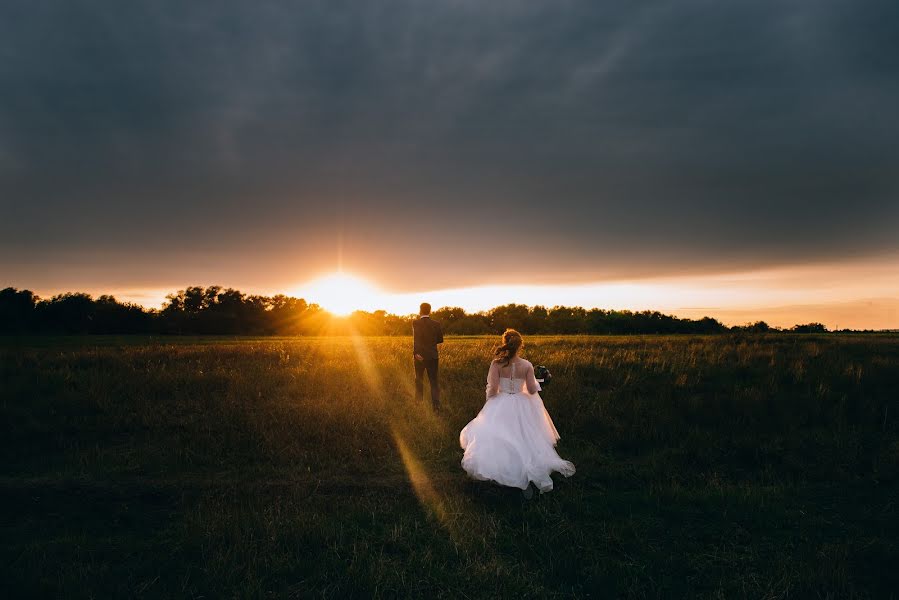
1, 0, 898, 324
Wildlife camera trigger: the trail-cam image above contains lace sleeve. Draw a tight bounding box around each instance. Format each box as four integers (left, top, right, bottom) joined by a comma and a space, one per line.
486, 361, 499, 399
525, 362, 541, 394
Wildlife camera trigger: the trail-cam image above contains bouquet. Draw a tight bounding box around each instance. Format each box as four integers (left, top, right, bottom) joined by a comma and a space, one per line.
534, 365, 552, 386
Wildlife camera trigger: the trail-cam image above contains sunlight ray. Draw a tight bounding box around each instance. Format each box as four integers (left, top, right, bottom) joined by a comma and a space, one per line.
343, 324, 466, 548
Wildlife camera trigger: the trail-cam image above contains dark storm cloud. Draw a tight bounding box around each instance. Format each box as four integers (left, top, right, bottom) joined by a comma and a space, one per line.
2, 0, 898, 289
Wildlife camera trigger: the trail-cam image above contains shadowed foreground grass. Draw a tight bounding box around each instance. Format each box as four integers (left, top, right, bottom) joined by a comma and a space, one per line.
1, 335, 897, 598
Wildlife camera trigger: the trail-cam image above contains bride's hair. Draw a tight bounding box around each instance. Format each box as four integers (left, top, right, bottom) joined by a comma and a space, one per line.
493, 329, 523, 365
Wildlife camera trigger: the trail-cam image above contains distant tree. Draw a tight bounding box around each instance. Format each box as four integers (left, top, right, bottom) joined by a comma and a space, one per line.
693, 316, 727, 334
0, 287, 38, 333
487, 304, 531, 333
93, 295, 153, 333
791, 322, 828, 333
267, 295, 309, 335
36, 293, 95, 333
732, 321, 773, 333
446, 314, 489, 335
432, 307, 467, 331
183, 286, 206, 313
529, 306, 550, 333
585, 308, 611, 334
383, 312, 412, 336
213, 288, 247, 334
548, 306, 588, 334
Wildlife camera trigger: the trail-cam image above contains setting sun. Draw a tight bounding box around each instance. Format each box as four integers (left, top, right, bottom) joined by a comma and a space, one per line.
295, 272, 383, 316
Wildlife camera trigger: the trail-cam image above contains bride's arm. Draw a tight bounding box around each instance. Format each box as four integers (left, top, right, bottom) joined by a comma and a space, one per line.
485, 361, 500, 398
525, 362, 541, 394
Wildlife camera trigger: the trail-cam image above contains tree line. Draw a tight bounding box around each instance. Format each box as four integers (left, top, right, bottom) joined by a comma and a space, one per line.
0, 285, 835, 335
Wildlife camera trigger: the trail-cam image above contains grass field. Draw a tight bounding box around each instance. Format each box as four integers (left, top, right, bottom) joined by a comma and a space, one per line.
2, 334, 898, 598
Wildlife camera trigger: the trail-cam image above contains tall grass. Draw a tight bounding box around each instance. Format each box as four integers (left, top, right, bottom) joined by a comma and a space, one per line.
1, 335, 897, 598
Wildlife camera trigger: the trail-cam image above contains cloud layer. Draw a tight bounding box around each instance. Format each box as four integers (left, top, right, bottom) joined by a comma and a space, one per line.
2, 0, 898, 291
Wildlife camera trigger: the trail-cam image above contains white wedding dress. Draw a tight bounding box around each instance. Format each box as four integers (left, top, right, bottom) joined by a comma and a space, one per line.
460, 357, 575, 492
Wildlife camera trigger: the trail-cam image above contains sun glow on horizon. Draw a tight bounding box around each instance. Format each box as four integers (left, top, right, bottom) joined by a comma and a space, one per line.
294, 272, 385, 316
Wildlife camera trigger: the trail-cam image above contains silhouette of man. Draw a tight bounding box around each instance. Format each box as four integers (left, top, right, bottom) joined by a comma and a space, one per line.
412, 302, 443, 411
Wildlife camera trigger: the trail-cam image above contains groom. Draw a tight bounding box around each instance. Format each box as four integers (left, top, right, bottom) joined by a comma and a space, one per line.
412, 302, 444, 411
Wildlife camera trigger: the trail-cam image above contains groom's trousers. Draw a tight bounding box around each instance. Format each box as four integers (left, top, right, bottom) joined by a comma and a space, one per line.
414, 358, 440, 410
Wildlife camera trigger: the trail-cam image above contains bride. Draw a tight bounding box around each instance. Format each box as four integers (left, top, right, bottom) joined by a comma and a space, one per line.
460, 329, 575, 497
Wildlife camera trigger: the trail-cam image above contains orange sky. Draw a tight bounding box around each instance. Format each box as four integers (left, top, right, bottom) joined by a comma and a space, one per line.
31, 254, 899, 330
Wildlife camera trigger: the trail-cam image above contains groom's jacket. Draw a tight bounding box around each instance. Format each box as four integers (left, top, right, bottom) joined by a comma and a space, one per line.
412, 316, 444, 360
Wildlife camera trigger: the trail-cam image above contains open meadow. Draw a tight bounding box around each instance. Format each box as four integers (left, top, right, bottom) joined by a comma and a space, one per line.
2, 334, 898, 598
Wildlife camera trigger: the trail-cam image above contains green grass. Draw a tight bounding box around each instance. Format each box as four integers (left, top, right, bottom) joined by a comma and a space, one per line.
2, 335, 897, 598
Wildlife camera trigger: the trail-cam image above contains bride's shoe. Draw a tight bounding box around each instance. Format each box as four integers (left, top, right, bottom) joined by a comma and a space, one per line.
522, 483, 535, 500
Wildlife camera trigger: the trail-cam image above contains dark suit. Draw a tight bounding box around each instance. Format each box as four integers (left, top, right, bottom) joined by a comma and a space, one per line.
412, 315, 444, 409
